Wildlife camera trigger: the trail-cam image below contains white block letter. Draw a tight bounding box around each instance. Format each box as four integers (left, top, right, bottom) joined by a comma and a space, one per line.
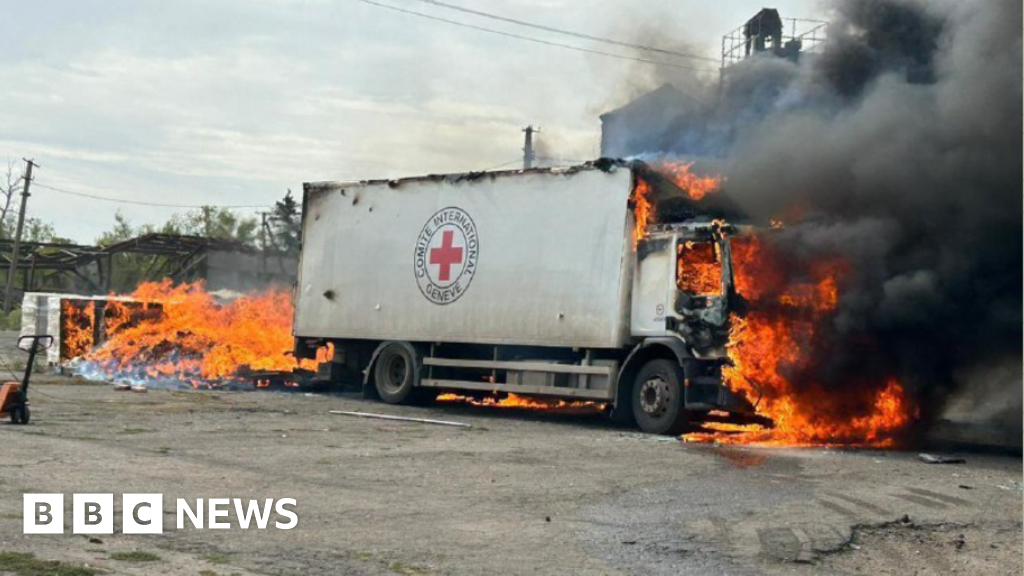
23, 494, 63, 534
233, 499, 272, 529
73, 494, 113, 534
208, 498, 230, 529
274, 498, 298, 530
123, 494, 163, 534
177, 498, 203, 529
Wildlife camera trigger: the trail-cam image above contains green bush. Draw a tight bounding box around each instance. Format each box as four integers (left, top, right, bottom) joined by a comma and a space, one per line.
6, 309, 21, 330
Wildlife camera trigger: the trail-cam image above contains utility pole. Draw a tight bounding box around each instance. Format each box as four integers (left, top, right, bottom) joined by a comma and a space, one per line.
522, 125, 539, 170
3, 159, 36, 313
258, 211, 270, 277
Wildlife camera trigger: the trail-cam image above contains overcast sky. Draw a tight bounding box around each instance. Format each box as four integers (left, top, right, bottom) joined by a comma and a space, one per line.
1, 0, 826, 243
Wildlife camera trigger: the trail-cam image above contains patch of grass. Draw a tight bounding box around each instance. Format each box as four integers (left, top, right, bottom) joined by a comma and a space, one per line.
202, 553, 230, 565
0, 552, 98, 576
54, 434, 101, 441
352, 551, 376, 562
198, 571, 218, 576
109, 551, 161, 562
0, 512, 22, 520
119, 427, 154, 435
387, 561, 430, 575
153, 446, 172, 454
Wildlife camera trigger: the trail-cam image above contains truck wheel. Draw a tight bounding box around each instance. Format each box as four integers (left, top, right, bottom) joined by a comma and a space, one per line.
373, 343, 419, 404
632, 359, 689, 435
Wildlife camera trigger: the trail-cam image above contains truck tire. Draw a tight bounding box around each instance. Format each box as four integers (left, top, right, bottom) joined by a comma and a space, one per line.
632, 359, 690, 435
373, 343, 420, 404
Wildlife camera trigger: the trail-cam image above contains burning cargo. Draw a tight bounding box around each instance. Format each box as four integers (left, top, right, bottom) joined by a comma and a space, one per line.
20, 292, 153, 369
293, 160, 754, 434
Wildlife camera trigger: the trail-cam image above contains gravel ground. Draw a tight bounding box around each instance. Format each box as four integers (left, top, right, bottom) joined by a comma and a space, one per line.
0, 376, 1019, 576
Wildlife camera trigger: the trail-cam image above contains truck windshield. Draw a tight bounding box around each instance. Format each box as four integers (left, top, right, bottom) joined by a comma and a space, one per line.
677, 240, 723, 296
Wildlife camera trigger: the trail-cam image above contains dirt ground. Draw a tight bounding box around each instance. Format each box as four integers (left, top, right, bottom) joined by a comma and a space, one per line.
0, 370, 1019, 576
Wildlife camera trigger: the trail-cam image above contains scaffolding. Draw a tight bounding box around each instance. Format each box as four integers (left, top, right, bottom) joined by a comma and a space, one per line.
721, 12, 827, 70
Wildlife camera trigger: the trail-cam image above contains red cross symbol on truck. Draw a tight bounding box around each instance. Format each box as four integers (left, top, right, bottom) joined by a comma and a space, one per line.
429, 229, 464, 282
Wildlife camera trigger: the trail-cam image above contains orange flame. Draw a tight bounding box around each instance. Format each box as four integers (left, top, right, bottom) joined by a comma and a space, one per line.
631, 162, 722, 244
684, 233, 916, 446
437, 392, 604, 412
60, 300, 95, 361
654, 161, 723, 201
677, 240, 723, 296
631, 178, 653, 243
82, 280, 317, 386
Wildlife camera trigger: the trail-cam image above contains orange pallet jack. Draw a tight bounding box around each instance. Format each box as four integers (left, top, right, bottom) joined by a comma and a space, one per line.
0, 335, 53, 425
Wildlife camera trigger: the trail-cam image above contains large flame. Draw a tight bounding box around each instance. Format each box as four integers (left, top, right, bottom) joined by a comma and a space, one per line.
81, 280, 319, 386
632, 162, 723, 243
677, 240, 723, 296
60, 300, 96, 361
654, 161, 723, 201
685, 234, 916, 446
631, 178, 653, 243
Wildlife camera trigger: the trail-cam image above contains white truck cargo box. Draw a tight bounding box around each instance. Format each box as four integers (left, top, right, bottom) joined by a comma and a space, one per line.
295, 165, 636, 349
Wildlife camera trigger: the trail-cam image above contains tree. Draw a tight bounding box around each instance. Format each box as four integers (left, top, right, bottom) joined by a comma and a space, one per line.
0, 159, 58, 242
96, 211, 136, 247
0, 160, 21, 238
23, 218, 55, 242
165, 207, 258, 246
270, 189, 301, 255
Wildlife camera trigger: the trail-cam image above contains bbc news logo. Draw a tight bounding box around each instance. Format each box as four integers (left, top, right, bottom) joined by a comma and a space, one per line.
23, 494, 297, 534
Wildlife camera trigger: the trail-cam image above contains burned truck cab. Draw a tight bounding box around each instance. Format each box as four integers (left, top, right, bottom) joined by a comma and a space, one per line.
624, 220, 753, 433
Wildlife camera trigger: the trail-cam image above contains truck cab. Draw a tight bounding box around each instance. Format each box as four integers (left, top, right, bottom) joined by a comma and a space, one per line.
618, 220, 753, 434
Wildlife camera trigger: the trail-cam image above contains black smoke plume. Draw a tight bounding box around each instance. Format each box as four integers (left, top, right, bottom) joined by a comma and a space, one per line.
623, 0, 1022, 440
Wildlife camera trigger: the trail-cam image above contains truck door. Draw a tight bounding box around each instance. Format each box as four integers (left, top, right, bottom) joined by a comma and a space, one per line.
674, 227, 732, 352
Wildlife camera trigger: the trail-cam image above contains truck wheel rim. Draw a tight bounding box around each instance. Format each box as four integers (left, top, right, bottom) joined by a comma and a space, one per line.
382, 355, 407, 391
639, 377, 670, 416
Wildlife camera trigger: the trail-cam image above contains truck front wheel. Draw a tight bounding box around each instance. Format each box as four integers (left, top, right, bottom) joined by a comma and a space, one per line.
373, 343, 419, 404
632, 359, 690, 435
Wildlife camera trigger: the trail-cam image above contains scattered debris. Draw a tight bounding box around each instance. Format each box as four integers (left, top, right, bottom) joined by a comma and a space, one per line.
958, 484, 974, 490
114, 383, 131, 392
131, 385, 148, 393
329, 410, 471, 428
918, 453, 966, 464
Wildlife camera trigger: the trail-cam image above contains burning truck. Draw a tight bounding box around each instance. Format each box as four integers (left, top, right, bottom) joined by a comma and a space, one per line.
49, 159, 912, 445
292, 159, 760, 434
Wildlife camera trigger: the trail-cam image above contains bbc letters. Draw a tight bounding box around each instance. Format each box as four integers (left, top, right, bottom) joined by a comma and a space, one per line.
24, 494, 298, 534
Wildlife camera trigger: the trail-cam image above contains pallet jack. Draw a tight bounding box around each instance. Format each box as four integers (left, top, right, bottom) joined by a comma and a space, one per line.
0, 335, 53, 425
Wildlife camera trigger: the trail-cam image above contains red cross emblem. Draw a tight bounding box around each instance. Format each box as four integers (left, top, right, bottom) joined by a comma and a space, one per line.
414, 207, 479, 305
429, 230, 464, 282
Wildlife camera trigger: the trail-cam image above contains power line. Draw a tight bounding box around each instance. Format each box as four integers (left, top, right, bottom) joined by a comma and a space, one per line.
409, 0, 719, 63
350, 0, 718, 72
33, 182, 271, 209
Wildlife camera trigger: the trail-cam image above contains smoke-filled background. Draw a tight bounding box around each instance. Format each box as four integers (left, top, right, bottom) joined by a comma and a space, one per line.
616, 0, 1021, 439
